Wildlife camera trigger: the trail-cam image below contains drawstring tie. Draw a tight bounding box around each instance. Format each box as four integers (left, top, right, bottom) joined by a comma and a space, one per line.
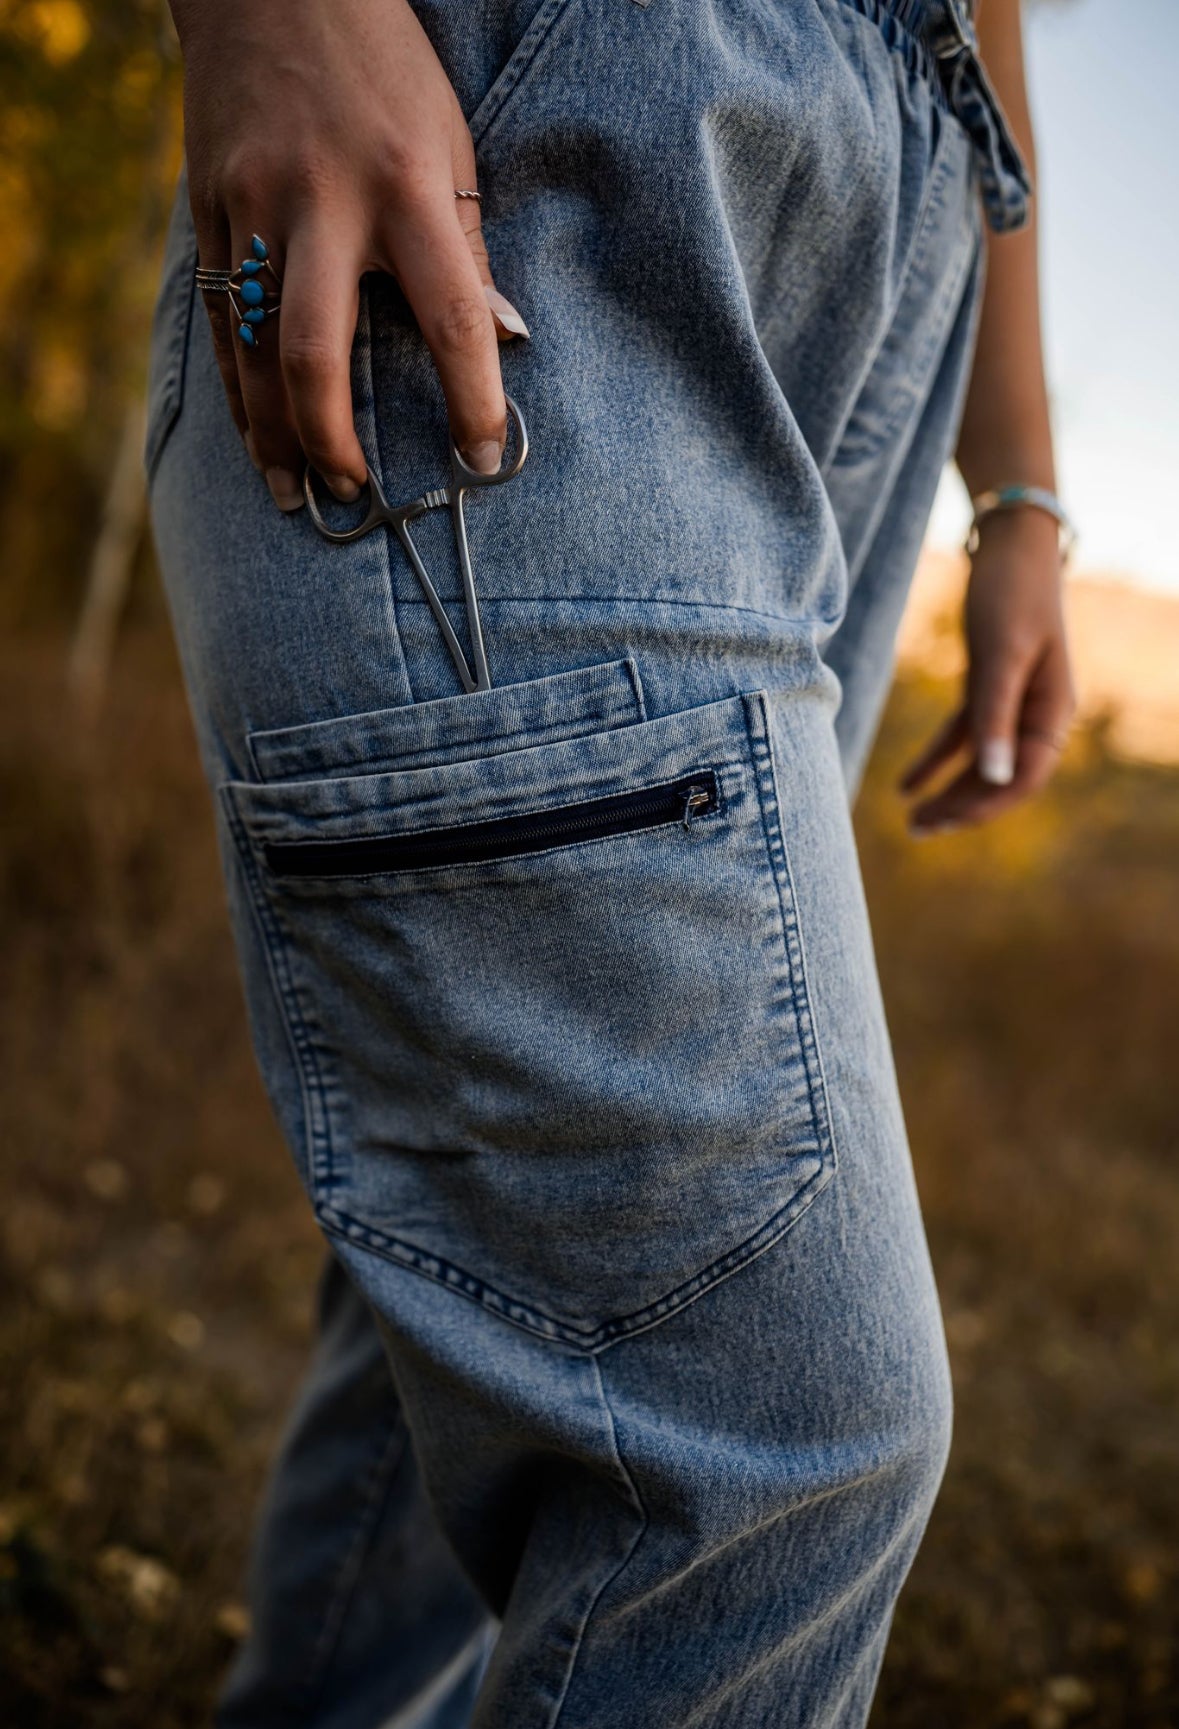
925, 0, 1033, 233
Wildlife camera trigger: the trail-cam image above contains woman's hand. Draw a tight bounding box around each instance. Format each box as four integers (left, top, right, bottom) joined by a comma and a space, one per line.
899, 509, 1076, 835
907, 0, 1077, 835
171, 0, 528, 512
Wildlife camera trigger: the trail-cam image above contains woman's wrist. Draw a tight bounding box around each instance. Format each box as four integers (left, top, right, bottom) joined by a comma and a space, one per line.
967, 500, 1061, 563
966, 483, 1076, 561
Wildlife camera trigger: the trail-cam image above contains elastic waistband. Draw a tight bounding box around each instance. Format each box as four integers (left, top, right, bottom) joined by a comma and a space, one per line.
869, 0, 970, 35
838, 0, 971, 80
840, 0, 1031, 233
853, 0, 976, 45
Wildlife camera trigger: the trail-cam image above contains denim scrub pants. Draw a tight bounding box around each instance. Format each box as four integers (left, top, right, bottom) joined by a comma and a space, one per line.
146, 0, 1028, 1722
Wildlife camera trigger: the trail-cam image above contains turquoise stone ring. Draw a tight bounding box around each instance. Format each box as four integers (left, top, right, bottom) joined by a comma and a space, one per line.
194, 234, 282, 350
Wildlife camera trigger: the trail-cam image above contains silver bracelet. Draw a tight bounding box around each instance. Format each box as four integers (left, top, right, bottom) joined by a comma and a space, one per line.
965, 484, 1077, 560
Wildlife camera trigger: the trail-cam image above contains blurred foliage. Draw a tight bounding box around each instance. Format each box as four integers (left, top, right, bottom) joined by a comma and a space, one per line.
0, 0, 181, 626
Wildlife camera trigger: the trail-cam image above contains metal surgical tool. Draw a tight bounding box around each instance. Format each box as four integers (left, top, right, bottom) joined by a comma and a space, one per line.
302, 397, 529, 694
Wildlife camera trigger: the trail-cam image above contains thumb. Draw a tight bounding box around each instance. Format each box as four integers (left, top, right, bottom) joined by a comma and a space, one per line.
451, 123, 529, 341
970, 651, 1027, 787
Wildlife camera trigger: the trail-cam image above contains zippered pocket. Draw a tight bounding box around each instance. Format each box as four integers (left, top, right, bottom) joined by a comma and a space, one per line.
264, 773, 719, 878
219, 691, 836, 1351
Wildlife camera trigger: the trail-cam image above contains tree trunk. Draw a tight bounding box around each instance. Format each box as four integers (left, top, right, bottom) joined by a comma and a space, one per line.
68, 397, 147, 718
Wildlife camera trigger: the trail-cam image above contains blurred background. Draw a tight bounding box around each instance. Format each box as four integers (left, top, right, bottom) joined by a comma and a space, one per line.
1, 1, 1176, 1725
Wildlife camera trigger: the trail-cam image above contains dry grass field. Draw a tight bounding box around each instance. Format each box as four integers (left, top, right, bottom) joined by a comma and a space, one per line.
2, 575, 1176, 1727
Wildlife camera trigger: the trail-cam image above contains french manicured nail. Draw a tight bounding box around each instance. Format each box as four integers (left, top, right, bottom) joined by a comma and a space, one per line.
244, 429, 262, 472
324, 473, 361, 502
265, 466, 304, 512
484, 285, 530, 338
464, 440, 504, 476
978, 739, 1015, 785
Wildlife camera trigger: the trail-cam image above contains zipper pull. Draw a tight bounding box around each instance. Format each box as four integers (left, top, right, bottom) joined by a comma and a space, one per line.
681, 783, 712, 831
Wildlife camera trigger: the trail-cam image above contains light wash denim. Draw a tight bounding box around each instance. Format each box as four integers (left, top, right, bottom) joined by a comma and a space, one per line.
146, 1, 1027, 1723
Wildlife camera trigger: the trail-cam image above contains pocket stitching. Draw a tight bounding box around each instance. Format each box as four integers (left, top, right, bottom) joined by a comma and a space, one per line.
249, 698, 628, 785
220, 790, 342, 1199
744, 690, 840, 1184
827, 121, 973, 467
144, 217, 199, 484
467, 0, 579, 150
225, 693, 838, 1353
316, 1147, 836, 1355
247, 657, 647, 784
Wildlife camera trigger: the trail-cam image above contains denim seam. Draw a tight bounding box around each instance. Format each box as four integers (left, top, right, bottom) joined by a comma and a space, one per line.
390, 594, 828, 628
316, 1138, 839, 1353
830, 141, 973, 467
546, 1356, 648, 1728
221, 791, 338, 1197
360, 276, 416, 706
747, 690, 842, 1190
820, 116, 957, 479
829, 225, 975, 519
467, 0, 579, 151
743, 692, 838, 1178
144, 229, 199, 486
252, 694, 644, 784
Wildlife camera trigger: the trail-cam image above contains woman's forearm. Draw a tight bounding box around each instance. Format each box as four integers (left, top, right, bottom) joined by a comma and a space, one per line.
902, 0, 1075, 829
954, 0, 1056, 499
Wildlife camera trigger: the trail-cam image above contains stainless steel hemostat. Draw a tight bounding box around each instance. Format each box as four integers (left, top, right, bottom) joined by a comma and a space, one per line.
302, 398, 530, 695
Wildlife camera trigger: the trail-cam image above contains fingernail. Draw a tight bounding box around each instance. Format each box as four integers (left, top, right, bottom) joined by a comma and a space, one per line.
978, 739, 1015, 785
464, 440, 503, 476
910, 822, 958, 839
265, 467, 305, 512
244, 429, 262, 472
484, 285, 530, 338
324, 472, 361, 502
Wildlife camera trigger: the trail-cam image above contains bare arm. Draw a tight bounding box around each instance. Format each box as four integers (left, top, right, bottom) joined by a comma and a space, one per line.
901, 0, 1075, 834
957, 0, 1055, 499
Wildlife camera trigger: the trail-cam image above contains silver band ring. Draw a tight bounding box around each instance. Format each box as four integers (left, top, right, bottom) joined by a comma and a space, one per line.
454, 188, 483, 202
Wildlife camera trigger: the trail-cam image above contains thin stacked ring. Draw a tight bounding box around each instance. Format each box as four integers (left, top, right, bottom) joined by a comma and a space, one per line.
195, 234, 282, 349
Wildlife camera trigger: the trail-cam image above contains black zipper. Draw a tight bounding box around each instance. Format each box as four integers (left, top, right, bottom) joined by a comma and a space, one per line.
264, 771, 720, 878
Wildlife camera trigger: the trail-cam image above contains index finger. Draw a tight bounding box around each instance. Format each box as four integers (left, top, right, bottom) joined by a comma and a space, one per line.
907, 735, 1062, 834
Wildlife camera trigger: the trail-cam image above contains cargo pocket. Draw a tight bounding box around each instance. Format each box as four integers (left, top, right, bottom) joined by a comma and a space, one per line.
219, 680, 836, 1352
